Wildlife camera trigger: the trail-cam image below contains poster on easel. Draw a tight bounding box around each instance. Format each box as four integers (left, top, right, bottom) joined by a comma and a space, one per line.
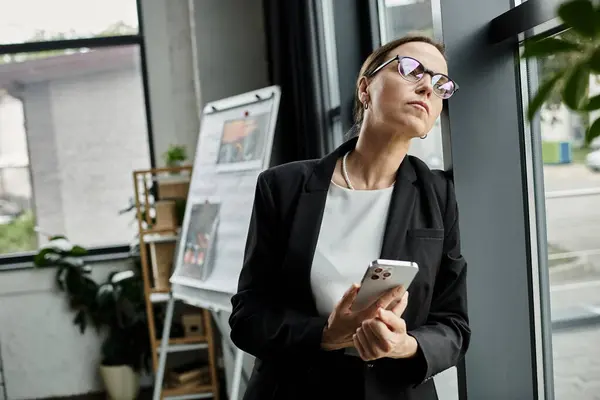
169, 85, 281, 312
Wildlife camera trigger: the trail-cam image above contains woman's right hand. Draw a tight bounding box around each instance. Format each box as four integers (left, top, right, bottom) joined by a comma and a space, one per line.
321, 283, 406, 351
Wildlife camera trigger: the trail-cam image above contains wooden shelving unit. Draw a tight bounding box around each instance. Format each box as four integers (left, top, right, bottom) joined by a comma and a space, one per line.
162, 384, 214, 399
132, 166, 220, 400
168, 337, 208, 345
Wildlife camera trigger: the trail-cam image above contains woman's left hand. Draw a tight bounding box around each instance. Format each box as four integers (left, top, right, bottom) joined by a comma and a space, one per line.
352, 291, 419, 361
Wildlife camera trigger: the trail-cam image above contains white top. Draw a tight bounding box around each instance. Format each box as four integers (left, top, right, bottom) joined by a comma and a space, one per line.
310, 181, 394, 317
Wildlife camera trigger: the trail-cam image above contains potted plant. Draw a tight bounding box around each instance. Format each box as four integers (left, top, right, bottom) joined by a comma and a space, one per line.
162, 144, 188, 168
96, 269, 150, 400
158, 145, 191, 223
34, 236, 150, 400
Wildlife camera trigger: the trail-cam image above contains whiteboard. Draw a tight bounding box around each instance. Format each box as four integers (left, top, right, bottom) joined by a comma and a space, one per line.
169, 86, 281, 312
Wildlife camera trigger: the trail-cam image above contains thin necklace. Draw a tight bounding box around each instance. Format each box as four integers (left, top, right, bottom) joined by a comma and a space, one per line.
341, 150, 397, 190
342, 151, 355, 190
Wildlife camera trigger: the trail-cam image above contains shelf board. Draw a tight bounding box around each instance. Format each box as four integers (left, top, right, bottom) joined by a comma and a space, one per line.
168, 336, 207, 345
144, 233, 178, 244
156, 342, 208, 353
163, 394, 213, 400
155, 175, 192, 184
149, 291, 170, 303
162, 384, 213, 399
140, 228, 180, 236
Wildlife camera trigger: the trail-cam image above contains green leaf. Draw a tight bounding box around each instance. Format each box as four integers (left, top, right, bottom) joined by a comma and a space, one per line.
590, 47, 600, 73
73, 310, 87, 334
70, 245, 87, 256
33, 248, 57, 266
49, 235, 67, 241
558, 0, 598, 37
522, 37, 582, 58
55, 266, 67, 290
527, 71, 565, 120
583, 94, 600, 110
587, 117, 600, 145
65, 268, 82, 294
562, 64, 589, 110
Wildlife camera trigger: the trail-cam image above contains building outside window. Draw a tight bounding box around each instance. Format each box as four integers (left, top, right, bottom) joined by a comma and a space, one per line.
522, 29, 600, 400
0, 0, 152, 258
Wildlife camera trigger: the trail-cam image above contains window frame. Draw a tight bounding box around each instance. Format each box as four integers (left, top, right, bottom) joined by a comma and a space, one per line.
0, 0, 156, 268
443, 0, 580, 398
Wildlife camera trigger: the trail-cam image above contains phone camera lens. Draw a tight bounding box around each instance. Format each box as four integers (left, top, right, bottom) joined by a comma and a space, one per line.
371, 275, 379, 280
383, 272, 391, 278
374, 268, 383, 273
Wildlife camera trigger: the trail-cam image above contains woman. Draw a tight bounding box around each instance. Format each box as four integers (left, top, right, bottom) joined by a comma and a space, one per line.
229, 34, 470, 400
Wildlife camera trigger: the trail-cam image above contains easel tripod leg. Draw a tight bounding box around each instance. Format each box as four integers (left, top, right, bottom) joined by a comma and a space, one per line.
229, 348, 244, 400
152, 294, 176, 400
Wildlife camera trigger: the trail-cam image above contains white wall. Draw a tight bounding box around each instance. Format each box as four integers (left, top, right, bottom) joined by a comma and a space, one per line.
142, 0, 270, 168
23, 66, 150, 248
50, 69, 149, 247
192, 0, 269, 106
141, 0, 200, 167
0, 261, 133, 399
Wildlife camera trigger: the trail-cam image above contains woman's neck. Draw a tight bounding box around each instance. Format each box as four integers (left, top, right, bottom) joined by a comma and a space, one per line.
346, 128, 410, 190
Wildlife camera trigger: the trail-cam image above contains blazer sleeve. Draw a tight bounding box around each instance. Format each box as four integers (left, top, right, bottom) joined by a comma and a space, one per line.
405, 177, 470, 384
228, 172, 329, 362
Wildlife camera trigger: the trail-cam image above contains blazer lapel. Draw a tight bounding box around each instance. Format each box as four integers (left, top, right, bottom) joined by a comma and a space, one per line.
380, 157, 417, 261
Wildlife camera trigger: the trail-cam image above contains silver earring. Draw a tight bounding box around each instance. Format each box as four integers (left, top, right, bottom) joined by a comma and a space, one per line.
420, 134, 427, 139
363, 101, 368, 110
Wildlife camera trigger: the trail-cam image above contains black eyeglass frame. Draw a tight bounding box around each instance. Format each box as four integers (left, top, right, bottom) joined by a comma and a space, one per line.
368, 55, 460, 98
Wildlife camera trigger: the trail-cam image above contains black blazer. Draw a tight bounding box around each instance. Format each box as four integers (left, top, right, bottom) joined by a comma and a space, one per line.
229, 137, 470, 400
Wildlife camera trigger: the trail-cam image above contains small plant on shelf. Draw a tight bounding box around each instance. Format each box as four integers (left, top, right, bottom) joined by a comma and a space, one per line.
162, 144, 188, 168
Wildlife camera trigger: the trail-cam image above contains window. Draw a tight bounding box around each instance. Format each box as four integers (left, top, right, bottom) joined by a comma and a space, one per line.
0, 0, 138, 44
378, 0, 434, 42
0, 2, 151, 258
521, 31, 600, 399
378, 2, 456, 399
378, 0, 444, 170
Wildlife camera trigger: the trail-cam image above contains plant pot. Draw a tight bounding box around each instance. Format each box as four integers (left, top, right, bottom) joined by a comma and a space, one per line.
100, 365, 140, 400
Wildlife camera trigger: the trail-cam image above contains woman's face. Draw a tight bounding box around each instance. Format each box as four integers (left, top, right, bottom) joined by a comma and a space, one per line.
360, 41, 448, 139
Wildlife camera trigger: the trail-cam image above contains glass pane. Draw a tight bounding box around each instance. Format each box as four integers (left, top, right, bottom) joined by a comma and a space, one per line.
0, 0, 138, 45
0, 93, 35, 253
523, 31, 600, 399
0, 45, 151, 254
379, 0, 443, 170
409, 117, 444, 170
380, 0, 434, 41
379, 2, 455, 397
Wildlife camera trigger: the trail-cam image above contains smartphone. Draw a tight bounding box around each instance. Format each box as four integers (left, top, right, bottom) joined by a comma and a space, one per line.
351, 259, 419, 311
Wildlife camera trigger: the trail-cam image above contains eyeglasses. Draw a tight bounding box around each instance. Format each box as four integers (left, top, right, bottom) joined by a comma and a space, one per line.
369, 56, 459, 99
